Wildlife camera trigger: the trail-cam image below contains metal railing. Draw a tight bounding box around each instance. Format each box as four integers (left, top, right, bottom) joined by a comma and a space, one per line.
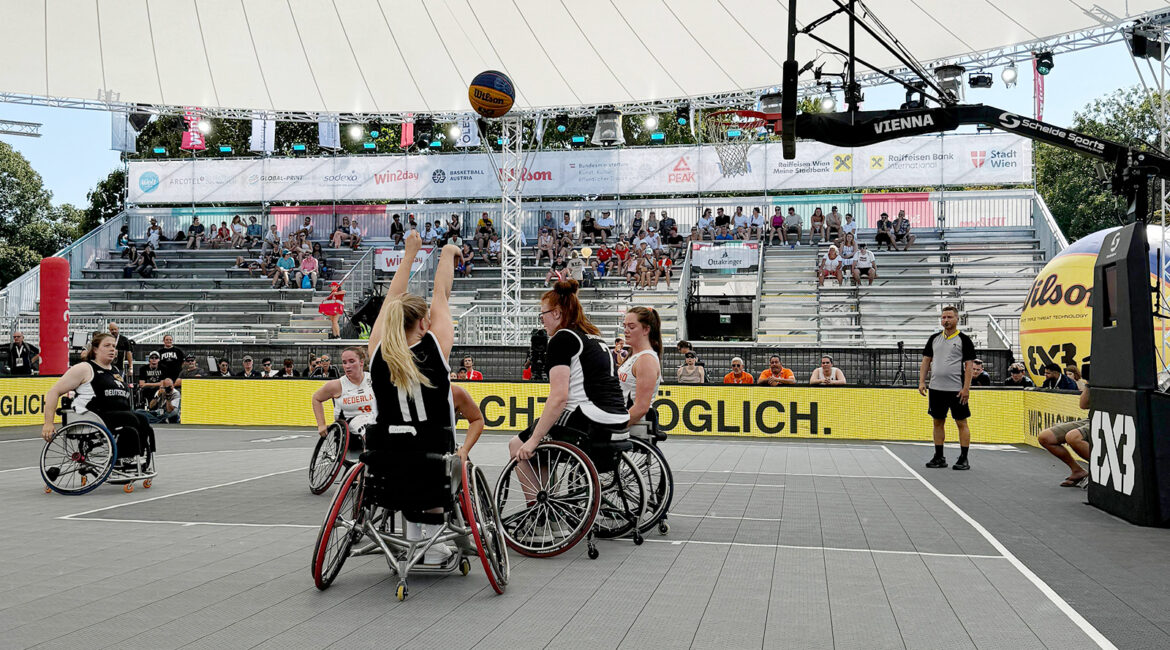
10, 313, 192, 346
133, 314, 196, 344
987, 314, 1021, 358
1033, 193, 1070, 260
455, 305, 480, 344
338, 246, 377, 311
675, 246, 693, 342
454, 304, 540, 345
407, 247, 440, 300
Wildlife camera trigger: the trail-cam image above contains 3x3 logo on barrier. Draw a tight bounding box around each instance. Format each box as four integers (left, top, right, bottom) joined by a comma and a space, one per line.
1090, 410, 1135, 495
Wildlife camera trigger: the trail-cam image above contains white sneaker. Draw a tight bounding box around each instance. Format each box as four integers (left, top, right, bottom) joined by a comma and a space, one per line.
423, 542, 453, 566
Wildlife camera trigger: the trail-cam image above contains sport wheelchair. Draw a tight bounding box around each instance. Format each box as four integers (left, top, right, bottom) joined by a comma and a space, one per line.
308, 419, 363, 495
311, 450, 509, 601
493, 428, 648, 560
627, 418, 673, 536
40, 408, 157, 495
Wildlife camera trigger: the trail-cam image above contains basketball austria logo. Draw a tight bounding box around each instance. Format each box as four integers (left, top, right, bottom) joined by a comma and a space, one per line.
1090, 411, 1136, 495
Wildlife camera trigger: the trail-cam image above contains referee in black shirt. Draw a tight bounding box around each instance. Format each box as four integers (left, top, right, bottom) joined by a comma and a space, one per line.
918, 306, 977, 470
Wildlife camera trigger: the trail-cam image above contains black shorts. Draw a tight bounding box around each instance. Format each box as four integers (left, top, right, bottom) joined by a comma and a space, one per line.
875, 232, 893, 243
928, 389, 971, 421
518, 407, 627, 470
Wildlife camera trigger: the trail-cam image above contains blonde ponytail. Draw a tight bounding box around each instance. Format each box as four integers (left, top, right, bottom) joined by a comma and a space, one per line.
378, 294, 433, 394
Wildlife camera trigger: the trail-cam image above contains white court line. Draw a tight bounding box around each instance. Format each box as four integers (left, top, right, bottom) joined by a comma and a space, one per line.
641, 537, 1005, 560
0, 465, 36, 474
0, 448, 311, 477
882, 446, 1116, 650
677, 481, 785, 488
58, 466, 307, 520
670, 513, 783, 522
0, 438, 41, 444
675, 469, 917, 480
63, 517, 318, 529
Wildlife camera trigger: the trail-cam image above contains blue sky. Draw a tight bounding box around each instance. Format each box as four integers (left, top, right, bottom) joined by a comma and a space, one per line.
0, 39, 1148, 208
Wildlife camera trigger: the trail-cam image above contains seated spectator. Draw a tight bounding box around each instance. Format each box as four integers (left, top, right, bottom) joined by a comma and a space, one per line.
644, 227, 662, 252
121, 245, 141, 276
687, 225, 704, 247
476, 214, 495, 254
1065, 365, 1088, 390
1004, 362, 1034, 386
461, 356, 484, 380
852, 243, 878, 285
245, 216, 264, 248
294, 216, 313, 239
724, 357, 754, 384
176, 354, 205, 387
646, 211, 659, 234
714, 207, 731, 231
487, 234, 502, 264
558, 212, 576, 242
971, 359, 992, 386
455, 368, 469, 380
116, 225, 132, 253
390, 214, 405, 245
636, 250, 656, 289
442, 223, 462, 249
555, 233, 575, 260
533, 228, 554, 265
580, 211, 597, 245
612, 337, 626, 366
825, 206, 843, 242
234, 255, 262, 278
819, 245, 844, 286
810, 355, 847, 385
749, 207, 766, 239
331, 216, 353, 248
346, 218, 363, 249
310, 354, 340, 379
596, 242, 613, 267
260, 357, 278, 377
614, 240, 630, 265
295, 232, 313, 259
447, 214, 461, 238
584, 258, 600, 286
629, 210, 644, 239
5, 331, 40, 376
1037, 383, 1092, 486
277, 357, 300, 377
757, 356, 796, 385
659, 210, 676, 236
273, 250, 296, 288
875, 212, 894, 250
732, 207, 750, 234
546, 255, 568, 286
677, 352, 705, 384
136, 245, 157, 278
676, 341, 701, 365
839, 213, 857, 246
839, 233, 857, 279
734, 225, 750, 241
230, 215, 247, 249
714, 225, 734, 241
310, 243, 331, 280
210, 221, 231, 248
893, 210, 916, 251
262, 224, 282, 253
140, 378, 180, 423
458, 243, 475, 277
809, 208, 825, 244
237, 355, 263, 379
421, 222, 437, 244
186, 217, 206, 249
137, 351, 165, 404
540, 211, 557, 232
655, 251, 673, 289
214, 360, 233, 377
697, 209, 715, 240
624, 253, 640, 286
146, 218, 163, 248
665, 226, 686, 260
433, 220, 447, 243
1041, 362, 1078, 390
766, 207, 786, 246
596, 211, 615, 241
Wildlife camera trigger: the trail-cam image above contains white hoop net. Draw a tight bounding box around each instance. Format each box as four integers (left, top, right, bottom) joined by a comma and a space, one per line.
702, 111, 766, 177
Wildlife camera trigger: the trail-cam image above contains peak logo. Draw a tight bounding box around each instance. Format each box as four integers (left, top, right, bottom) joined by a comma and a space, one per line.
669, 157, 696, 184
373, 170, 417, 185
139, 172, 160, 193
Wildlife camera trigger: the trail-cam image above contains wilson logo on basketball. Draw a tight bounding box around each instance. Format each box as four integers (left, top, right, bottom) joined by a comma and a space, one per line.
668, 157, 695, 183
471, 88, 508, 106
970, 151, 987, 168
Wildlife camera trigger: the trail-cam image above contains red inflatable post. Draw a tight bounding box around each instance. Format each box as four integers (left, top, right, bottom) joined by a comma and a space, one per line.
38, 257, 70, 375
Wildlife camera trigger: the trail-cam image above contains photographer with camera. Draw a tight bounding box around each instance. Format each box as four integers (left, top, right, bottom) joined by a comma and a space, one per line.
137, 378, 181, 424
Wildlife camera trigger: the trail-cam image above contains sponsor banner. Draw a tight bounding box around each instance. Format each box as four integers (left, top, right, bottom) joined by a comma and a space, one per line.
374, 246, 435, 272
455, 113, 481, 148
180, 108, 206, 151
250, 113, 275, 153
0, 377, 62, 427
690, 242, 759, 269
128, 134, 1031, 203
178, 379, 334, 427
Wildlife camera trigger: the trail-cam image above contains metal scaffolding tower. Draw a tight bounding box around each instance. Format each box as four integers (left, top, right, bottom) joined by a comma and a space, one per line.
496, 117, 527, 346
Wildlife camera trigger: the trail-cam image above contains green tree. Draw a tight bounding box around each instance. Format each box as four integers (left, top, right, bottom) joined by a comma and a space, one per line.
0, 142, 81, 286
1036, 86, 1163, 241
81, 168, 126, 234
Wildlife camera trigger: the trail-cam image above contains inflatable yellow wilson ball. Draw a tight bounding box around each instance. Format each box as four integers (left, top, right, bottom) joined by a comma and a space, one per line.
1020, 226, 1170, 384
468, 70, 516, 119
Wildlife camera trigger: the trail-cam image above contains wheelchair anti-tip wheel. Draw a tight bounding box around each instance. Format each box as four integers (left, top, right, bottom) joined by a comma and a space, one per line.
494, 440, 601, 558
628, 438, 673, 535
593, 452, 648, 541
309, 421, 349, 495
40, 422, 117, 495
459, 461, 509, 594
311, 462, 365, 590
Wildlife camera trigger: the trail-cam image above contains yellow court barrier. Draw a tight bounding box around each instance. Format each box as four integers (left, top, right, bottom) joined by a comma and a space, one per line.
179, 379, 334, 426
0, 377, 62, 427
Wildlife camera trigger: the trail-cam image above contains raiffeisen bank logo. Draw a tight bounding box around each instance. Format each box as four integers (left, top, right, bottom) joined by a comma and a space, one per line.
139, 172, 160, 193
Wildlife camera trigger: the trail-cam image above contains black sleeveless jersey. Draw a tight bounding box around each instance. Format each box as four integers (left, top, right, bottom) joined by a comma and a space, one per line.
73, 361, 132, 415
546, 327, 628, 426
367, 332, 455, 454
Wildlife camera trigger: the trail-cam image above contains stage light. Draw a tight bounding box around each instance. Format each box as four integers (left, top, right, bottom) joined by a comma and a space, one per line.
968, 72, 993, 89
363, 142, 376, 150
644, 115, 659, 130
1035, 51, 1054, 75
415, 116, 434, 145
429, 138, 442, 148
448, 124, 461, 138
555, 113, 568, 133
591, 108, 624, 146
370, 130, 380, 138
676, 104, 690, 126
152, 147, 167, 154
820, 95, 837, 112
1128, 29, 1167, 60
348, 124, 364, 140
197, 120, 211, 134
758, 92, 783, 115
292, 143, 307, 151
219, 145, 232, 153
727, 128, 743, 138
650, 132, 665, 141
1001, 63, 1018, 87
935, 64, 966, 102
571, 135, 587, 144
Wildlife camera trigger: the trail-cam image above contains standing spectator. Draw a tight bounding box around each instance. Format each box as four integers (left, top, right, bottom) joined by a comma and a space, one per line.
810, 355, 847, 385
540, 211, 557, 232
1004, 362, 1034, 386
809, 207, 825, 244
230, 215, 247, 249
156, 334, 184, 381
580, 211, 597, 245
390, 214, 405, 245
558, 212, 576, 242
107, 322, 134, 374
262, 224, 281, 253
245, 216, 264, 249
567, 250, 586, 282
260, 358, 277, 377
5, 331, 40, 375
273, 250, 296, 288
1041, 363, 1079, 390
875, 212, 894, 250
310, 354, 341, 379
461, 356, 484, 380
183, 218, 203, 249
757, 355, 796, 385
893, 210, 916, 250
1037, 383, 1092, 486
659, 211, 676, 237
142, 378, 181, 423
277, 358, 300, 377
818, 245, 844, 286
919, 305, 977, 470
137, 351, 165, 405
825, 206, 843, 243
723, 357, 754, 384
237, 355, 264, 379
852, 243, 878, 285
697, 209, 715, 240
676, 352, 705, 384
971, 359, 992, 386
596, 211, 615, 241
176, 354, 205, 387
319, 282, 346, 339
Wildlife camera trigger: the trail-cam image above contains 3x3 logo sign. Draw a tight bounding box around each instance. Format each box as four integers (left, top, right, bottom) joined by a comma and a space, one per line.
1090, 410, 1136, 495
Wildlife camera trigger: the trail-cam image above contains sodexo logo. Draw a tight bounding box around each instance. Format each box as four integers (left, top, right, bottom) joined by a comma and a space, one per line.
139, 171, 160, 193
432, 169, 446, 184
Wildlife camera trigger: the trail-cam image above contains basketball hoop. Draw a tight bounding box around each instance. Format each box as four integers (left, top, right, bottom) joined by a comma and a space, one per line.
703, 110, 768, 177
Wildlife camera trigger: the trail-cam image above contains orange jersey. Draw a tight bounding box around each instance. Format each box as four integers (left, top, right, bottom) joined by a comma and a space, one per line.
758, 368, 795, 382
723, 371, 754, 385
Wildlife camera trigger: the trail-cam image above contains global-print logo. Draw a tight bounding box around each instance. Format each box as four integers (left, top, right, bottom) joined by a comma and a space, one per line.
139, 172, 160, 193
248, 173, 260, 185
432, 169, 446, 184
970, 151, 987, 168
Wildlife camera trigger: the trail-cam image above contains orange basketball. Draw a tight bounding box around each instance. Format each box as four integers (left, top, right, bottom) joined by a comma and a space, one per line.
469, 70, 516, 118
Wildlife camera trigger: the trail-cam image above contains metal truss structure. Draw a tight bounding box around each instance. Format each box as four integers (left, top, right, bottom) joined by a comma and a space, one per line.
0, 118, 41, 137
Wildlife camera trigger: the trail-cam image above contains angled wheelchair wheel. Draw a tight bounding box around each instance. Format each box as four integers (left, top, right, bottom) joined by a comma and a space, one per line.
629, 438, 673, 534
460, 461, 509, 594
593, 452, 648, 540
309, 422, 349, 495
494, 440, 600, 558
41, 422, 117, 495
312, 462, 365, 590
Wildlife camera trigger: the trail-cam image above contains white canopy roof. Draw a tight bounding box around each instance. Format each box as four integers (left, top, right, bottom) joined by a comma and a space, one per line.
1, 0, 1167, 116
